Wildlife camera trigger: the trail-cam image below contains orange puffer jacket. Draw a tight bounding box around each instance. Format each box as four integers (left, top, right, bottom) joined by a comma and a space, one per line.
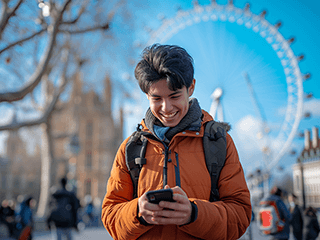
101, 110, 251, 240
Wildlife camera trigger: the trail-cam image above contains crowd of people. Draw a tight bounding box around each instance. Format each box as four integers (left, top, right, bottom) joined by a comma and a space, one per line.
0, 177, 98, 240
252, 186, 320, 240
0, 196, 35, 239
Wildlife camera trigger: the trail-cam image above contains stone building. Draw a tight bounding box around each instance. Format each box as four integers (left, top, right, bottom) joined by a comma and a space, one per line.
51, 72, 123, 203
0, 117, 42, 202
0, 72, 123, 207
292, 126, 320, 209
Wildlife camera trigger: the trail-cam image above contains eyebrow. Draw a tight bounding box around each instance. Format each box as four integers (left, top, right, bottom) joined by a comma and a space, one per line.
149, 90, 182, 98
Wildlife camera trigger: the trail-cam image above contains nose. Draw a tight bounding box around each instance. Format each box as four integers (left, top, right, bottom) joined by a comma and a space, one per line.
161, 98, 173, 112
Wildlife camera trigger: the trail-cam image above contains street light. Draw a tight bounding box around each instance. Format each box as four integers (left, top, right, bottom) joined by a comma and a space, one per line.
297, 157, 306, 210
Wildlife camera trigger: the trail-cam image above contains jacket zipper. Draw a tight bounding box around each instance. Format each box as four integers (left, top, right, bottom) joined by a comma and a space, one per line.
163, 145, 169, 188
175, 152, 181, 187
162, 144, 181, 188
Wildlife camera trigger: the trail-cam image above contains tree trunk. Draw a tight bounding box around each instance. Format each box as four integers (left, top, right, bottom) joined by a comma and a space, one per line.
36, 121, 54, 218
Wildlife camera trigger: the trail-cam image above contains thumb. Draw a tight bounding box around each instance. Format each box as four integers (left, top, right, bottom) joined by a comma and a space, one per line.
164, 185, 170, 189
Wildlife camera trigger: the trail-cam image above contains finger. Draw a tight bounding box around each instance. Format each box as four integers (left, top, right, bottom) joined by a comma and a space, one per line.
153, 209, 189, 219
171, 186, 187, 196
139, 203, 163, 225
164, 185, 170, 189
159, 201, 190, 213
139, 193, 163, 211
158, 200, 178, 210
151, 215, 186, 225
172, 193, 189, 204
146, 202, 164, 211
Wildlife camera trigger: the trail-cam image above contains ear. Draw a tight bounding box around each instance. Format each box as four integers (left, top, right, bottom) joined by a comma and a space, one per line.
188, 79, 196, 97
146, 93, 150, 100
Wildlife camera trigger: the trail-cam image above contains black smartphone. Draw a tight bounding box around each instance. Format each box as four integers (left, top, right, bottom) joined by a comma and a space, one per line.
146, 189, 175, 204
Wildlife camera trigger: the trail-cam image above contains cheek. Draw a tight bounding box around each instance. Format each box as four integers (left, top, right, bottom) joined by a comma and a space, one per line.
180, 99, 189, 110
149, 101, 159, 112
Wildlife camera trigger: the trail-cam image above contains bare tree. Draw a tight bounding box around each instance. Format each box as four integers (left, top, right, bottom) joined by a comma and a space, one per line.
0, 0, 139, 217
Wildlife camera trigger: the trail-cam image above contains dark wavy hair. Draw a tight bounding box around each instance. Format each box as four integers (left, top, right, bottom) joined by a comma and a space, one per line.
134, 44, 194, 93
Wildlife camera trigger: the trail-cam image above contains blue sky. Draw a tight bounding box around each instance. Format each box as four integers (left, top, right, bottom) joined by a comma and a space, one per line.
0, 0, 319, 178
121, 0, 320, 176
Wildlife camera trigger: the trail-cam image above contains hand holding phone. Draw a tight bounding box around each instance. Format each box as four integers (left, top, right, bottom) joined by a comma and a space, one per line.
146, 189, 176, 204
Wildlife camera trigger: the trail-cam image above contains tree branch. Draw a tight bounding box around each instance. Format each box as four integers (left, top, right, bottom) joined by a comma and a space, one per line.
0, 28, 46, 55
0, 47, 71, 131
0, 0, 24, 39
61, 3, 86, 25
0, 0, 72, 103
60, 22, 109, 34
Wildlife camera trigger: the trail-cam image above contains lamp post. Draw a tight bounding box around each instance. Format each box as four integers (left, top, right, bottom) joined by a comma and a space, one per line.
297, 157, 306, 210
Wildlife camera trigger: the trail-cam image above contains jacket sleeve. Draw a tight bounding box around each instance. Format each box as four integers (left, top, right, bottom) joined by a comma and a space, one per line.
101, 138, 153, 240
178, 133, 252, 240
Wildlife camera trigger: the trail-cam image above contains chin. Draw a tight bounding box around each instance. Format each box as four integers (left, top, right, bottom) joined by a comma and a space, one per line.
162, 121, 179, 127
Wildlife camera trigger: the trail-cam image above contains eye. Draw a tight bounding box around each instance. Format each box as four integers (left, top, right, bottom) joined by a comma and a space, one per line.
171, 95, 180, 99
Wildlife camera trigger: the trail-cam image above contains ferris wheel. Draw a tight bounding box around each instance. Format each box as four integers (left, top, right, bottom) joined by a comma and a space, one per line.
145, 0, 308, 172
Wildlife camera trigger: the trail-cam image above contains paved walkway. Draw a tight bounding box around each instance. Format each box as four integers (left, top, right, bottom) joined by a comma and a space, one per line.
1, 222, 298, 240
0, 226, 113, 240
33, 227, 113, 240
33, 223, 294, 240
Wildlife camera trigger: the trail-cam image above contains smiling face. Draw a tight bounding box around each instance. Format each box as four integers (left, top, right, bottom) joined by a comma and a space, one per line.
146, 79, 195, 127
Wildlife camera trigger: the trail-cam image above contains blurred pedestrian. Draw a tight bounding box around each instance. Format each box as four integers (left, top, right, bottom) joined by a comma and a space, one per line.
16, 196, 34, 240
0, 199, 16, 238
303, 206, 319, 240
47, 177, 80, 240
258, 186, 291, 240
288, 193, 303, 240
84, 199, 94, 225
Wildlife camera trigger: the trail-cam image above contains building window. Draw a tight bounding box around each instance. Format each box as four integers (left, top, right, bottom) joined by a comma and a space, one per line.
86, 151, 92, 168
85, 179, 91, 195
86, 121, 93, 139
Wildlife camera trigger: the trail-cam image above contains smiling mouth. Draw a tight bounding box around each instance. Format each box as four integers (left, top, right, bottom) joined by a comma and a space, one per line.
161, 112, 178, 118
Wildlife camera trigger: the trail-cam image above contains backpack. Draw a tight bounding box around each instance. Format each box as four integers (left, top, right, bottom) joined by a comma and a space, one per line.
125, 120, 229, 202
257, 200, 285, 235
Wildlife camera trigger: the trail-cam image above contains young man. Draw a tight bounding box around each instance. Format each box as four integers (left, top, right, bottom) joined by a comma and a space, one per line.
101, 44, 251, 239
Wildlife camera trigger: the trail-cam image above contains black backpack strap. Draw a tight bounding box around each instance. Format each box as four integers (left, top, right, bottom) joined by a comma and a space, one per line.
125, 124, 149, 199
203, 120, 229, 202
